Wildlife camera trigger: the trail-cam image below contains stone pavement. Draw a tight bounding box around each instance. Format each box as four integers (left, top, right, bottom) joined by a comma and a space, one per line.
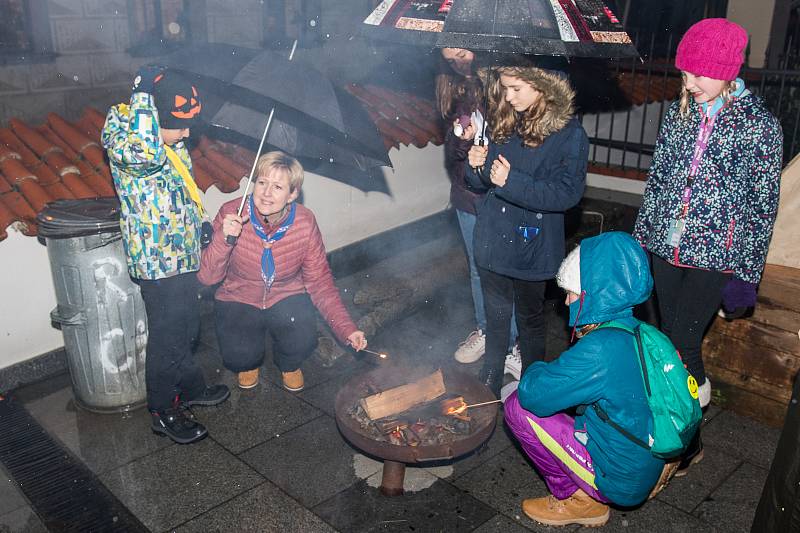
0, 208, 780, 533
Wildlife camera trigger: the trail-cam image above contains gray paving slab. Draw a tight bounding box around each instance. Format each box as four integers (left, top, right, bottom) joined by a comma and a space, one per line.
656, 444, 743, 513
0, 506, 47, 533
472, 513, 574, 532
239, 414, 382, 508
192, 377, 324, 455
0, 465, 27, 517
24, 386, 173, 475
453, 446, 566, 532
694, 462, 769, 533
173, 480, 337, 533
594, 499, 713, 532
100, 437, 263, 532
701, 410, 780, 469
312, 476, 497, 533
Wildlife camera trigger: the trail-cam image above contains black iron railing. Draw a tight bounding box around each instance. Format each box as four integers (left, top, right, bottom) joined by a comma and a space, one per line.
583, 32, 800, 177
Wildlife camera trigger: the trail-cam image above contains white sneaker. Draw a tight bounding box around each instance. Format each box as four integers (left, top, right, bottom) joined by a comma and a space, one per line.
504, 345, 522, 380
500, 380, 519, 403
454, 329, 486, 363
698, 378, 711, 408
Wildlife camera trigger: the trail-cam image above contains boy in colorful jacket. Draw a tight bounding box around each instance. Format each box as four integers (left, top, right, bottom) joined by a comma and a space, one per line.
102, 68, 229, 444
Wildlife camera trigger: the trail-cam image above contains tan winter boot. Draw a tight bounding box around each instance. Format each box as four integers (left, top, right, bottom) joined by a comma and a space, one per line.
648, 459, 681, 500
238, 368, 260, 389
522, 489, 610, 527
282, 369, 304, 392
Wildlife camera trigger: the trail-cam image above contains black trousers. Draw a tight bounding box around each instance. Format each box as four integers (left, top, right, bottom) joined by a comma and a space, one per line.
651, 255, 730, 383
138, 272, 206, 412
479, 267, 547, 376
214, 294, 318, 373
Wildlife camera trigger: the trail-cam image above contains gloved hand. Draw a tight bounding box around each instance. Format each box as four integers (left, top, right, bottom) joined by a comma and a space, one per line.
132, 64, 164, 95
720, 277, 757, 320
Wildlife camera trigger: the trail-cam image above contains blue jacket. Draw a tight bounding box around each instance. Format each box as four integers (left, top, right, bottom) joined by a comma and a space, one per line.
465, 120, 588, 281
633, 88, 782, 284
517, 232, 664, 506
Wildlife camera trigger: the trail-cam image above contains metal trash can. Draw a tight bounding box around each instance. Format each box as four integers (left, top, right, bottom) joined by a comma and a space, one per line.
37, 198, 147, 413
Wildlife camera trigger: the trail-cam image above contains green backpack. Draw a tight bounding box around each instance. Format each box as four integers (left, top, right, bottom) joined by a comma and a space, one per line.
589, 320, 703, 459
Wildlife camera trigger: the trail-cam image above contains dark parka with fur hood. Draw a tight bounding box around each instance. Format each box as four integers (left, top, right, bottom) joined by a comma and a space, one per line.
465, 68, 588, 281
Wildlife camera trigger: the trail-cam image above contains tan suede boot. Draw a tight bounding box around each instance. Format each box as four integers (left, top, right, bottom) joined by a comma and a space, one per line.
238, 368, 260, 389
282, 369, 304, 392
522, 489, 610, 527
648, 459, 681, 500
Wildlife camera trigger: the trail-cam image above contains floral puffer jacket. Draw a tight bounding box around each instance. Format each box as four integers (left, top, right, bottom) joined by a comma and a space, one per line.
633, 92, 782, 284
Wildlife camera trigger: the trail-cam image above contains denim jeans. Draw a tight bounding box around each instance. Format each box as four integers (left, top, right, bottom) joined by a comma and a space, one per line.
456, 209, 518, 346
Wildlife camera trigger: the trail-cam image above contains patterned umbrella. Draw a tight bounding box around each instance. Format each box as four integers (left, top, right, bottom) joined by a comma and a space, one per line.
363, 0, 638, 58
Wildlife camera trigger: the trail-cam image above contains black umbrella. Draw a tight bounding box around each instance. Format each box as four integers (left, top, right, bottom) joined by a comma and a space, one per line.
363, 0, 638, 59
155, 43, 392, 190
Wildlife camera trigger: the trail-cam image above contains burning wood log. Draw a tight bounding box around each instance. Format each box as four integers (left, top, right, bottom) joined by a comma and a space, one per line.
440, 396, 467, 416
359, 369, 446, 420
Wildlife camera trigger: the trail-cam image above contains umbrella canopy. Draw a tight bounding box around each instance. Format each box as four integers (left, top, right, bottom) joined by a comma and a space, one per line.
363, 0, 638, 58
154, 43, 392, 190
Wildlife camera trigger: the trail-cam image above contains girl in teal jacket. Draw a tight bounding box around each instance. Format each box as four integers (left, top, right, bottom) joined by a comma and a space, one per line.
504, 232, 665, 527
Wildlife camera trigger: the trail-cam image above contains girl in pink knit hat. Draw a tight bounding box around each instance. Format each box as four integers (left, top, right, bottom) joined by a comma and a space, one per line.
633, 18, 783, 476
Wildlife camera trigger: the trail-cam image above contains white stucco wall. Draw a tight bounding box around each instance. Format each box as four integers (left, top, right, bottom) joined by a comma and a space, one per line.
0, 143, 451, 370
727, 0, 776, 68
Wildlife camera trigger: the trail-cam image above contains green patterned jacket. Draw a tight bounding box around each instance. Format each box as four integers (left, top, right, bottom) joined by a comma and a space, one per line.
101, 92, 201, 280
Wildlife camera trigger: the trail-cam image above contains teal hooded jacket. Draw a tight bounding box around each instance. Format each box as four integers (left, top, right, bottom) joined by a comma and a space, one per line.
516, 232, 665, 506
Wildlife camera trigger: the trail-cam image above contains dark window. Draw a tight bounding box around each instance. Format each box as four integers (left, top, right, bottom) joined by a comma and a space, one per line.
127, 0, 193, 55
262, 0, 323, 49
0, 0, 53, 61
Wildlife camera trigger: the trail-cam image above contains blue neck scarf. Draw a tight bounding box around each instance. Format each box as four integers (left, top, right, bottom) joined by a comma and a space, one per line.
248, 196, 296, 290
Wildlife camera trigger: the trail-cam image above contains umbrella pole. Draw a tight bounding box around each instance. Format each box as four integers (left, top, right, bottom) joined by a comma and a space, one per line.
474, 75, 490, 182
226, 39, 298, 245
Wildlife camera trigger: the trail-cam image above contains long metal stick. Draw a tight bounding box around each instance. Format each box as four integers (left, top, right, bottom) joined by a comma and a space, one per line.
234, 107, 275, 217
226, 39, 298, 244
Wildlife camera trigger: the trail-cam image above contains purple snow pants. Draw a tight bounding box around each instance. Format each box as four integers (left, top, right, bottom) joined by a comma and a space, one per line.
504, 392, 608, 502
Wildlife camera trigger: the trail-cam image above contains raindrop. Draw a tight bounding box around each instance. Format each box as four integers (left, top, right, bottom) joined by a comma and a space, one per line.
290, 317, 295, 322
501, 207, 506, 213
309, 19, 317, 27
622, 519, 629, 526
168, 22, 181, 35
329, 157, 334, 163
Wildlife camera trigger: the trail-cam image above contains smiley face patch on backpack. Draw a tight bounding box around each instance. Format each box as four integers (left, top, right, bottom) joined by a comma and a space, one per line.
687, 375, 699, 399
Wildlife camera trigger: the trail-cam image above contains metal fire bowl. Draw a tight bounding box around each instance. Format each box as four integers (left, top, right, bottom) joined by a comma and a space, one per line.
334, 366, 498, 464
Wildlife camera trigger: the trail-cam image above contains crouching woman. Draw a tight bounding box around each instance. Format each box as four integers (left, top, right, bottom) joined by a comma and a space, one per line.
504, 232, 665, 527
199, 151, 367, 392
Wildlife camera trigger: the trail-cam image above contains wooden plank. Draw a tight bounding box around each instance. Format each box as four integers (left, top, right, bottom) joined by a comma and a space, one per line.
705, 363, 793, 406
359, 369, 446, 420
709, 316, 800, 356
759, 265, 800, 306
703, 333, 799, 390
707, 371, 789, 428
746, 303, 800, 335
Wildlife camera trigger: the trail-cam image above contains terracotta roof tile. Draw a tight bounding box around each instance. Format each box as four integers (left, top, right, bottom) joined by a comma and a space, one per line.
345, 84, 444, 150
0, 84, 439, 242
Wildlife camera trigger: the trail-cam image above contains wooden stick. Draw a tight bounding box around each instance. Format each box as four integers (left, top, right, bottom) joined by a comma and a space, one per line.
463, 399, 503, 409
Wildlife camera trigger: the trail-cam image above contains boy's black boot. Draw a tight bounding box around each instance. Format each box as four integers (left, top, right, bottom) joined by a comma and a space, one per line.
183, 384, 230, 407
151, 407, 208, 444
